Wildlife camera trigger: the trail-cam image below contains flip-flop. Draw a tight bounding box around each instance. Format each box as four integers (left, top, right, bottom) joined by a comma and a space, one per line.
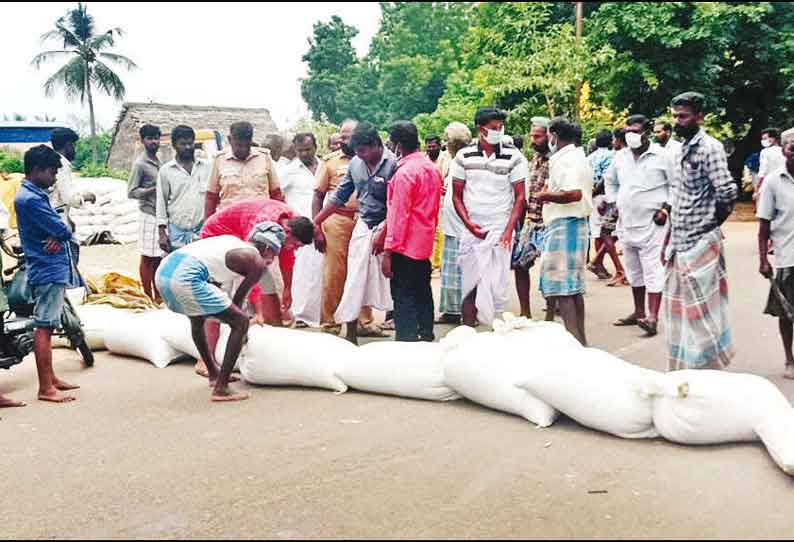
784, 365, 794, 380
638, 319, 658, 336
613, 316, 639, 326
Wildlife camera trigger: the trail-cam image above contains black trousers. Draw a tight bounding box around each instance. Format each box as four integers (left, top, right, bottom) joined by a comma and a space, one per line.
390, 252, 435, 342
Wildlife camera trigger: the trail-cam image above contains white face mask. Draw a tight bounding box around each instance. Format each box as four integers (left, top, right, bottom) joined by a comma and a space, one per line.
625, 132, 644, 149
761, 138, 772, 148
484, 128, 504, 146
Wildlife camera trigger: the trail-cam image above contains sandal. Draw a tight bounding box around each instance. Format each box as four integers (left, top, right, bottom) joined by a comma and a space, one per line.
638, 319, 658, 337
613, 315, 640, 327
606, 273, 629, 287
785, 365, 794, 380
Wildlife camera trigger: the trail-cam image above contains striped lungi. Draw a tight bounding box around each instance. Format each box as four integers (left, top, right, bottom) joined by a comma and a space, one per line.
663, 228, 734, 371
539, 217, 588, 298
155, 252, 233, 317
439, 235, 462, 315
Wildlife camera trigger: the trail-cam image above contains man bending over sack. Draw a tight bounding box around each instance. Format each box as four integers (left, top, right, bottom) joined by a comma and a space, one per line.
155, 223, 286, 402
196, 199, 314, 378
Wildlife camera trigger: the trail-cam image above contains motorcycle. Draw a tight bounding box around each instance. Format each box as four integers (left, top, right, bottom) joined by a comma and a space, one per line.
0, 231, 93, 370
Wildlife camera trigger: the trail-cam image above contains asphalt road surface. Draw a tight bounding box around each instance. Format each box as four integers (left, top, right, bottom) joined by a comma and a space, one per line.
1, 221, 792, 539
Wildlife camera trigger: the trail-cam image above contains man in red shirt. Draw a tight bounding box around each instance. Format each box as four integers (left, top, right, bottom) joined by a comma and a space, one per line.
381, 121, 442, 342
197, 198, 313, 376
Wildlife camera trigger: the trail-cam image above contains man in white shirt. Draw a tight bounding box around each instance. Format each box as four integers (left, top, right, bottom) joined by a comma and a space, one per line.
49, 128, 95, 227
281, 132, 324, 327
450, 107, 527, 327
606, 115, 674, 337
652, 121, 682, 160
537, 117, 593, 345
757, 127, 786, 198
757, 127, 794, 380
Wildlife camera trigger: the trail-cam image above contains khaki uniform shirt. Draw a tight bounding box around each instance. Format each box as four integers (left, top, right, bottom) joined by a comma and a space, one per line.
314, 150, 356, 215
208, 148, 280, 211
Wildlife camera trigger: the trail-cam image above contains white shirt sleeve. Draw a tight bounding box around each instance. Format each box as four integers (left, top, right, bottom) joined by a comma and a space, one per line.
759, 148, 770, 178
604, 162, 619, 203
0, 199, 9, 230
449, 150, 466, 182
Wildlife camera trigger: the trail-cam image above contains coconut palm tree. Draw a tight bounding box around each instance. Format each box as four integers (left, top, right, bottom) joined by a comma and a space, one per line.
32, 2, 136, 163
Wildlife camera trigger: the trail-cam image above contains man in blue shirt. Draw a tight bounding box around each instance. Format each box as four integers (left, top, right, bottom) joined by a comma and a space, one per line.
313, 122, 398, 343
15, 145, 82, 404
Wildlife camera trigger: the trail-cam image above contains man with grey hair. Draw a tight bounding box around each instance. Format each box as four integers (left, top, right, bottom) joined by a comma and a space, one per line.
512, 116, 552, 319
438, 122, 472, 324
758, 127, 794, 379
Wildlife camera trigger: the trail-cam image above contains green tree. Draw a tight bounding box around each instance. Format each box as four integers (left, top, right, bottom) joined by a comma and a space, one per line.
300, 15, 360, 124
32, 2, 136, 163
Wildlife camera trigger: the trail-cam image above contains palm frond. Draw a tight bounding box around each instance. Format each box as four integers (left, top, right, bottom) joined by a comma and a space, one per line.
90, 30, 118, 51
54, 20, 83, 48
98, 52, 137, 70
43, 57, 87, 103
31, 50, 75, 69
68, 3, 95, 42
91, 60, 126, 101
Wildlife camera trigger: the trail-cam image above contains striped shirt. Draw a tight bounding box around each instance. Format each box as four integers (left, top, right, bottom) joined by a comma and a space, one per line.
669, 129, 737, 254
450, 143, 528, 233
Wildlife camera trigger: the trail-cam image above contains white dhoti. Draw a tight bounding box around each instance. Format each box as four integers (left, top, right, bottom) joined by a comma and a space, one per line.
458, 230, 511, 326
290, 244, 324, 327
334, 220, 393, 324
621, 222, 668, 293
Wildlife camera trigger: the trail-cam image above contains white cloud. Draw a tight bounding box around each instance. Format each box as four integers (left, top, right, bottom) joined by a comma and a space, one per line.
0, 2, 380, 131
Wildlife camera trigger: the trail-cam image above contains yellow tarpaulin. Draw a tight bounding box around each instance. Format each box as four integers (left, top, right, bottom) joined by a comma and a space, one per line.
84, 272, 159, 312
0, 173, 24, 229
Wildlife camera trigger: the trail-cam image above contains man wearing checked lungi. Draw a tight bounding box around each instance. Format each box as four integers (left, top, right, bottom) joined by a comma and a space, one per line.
537, 117, 594, 346
662, 92, 738, 371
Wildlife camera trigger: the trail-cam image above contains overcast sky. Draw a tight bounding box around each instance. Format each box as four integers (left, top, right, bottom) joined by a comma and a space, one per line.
0, 2, 381, 132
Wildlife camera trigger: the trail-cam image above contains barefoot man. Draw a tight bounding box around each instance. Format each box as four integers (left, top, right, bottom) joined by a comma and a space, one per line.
15, 145, 84, 403
155, 223, 286, 402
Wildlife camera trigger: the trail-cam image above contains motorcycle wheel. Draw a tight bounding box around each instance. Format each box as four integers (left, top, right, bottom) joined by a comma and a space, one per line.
76, 340, 94, 367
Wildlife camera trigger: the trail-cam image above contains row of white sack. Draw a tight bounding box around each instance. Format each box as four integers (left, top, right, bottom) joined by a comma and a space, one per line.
64, 305, 794, 477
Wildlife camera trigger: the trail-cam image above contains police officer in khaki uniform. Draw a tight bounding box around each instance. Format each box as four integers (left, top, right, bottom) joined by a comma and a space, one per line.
205, 122, 283, 219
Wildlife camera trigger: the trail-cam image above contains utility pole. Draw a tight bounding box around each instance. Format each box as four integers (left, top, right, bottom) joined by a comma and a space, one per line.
574, 2, 584, 121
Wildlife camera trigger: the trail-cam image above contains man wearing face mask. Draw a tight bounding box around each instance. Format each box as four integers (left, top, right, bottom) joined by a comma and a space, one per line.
536, 117, 593, 346
451, 107, 528, 327
663, 92, 737, 371
605, 115, 674, 337
757, 127, 785, 199
314, 122, 397, 344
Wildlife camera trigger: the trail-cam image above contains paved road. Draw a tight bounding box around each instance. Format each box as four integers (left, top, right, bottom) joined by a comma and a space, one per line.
1, 221, 792, 538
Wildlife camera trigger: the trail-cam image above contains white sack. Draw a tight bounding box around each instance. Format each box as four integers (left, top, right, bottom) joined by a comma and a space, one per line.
112, 221, 138, 236
651, 370, 792, 444
338, 342, 459, 401
240, 325, 350, 392
290, 245, 324, 327
518, 348, 662, 439
105, 310, 182, 368
74, 304, 134, 351
756, 408, 794, 476
443, 332, 558, 427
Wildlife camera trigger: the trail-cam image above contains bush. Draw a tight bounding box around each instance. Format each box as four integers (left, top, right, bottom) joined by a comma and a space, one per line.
78, 162, 129, 181
0, 150, 24, 174
73, 134, 112, 170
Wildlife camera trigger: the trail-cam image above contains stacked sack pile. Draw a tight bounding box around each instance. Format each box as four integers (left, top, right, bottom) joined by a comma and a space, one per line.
61, 289, 794, 478
69, 178, 139, 245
